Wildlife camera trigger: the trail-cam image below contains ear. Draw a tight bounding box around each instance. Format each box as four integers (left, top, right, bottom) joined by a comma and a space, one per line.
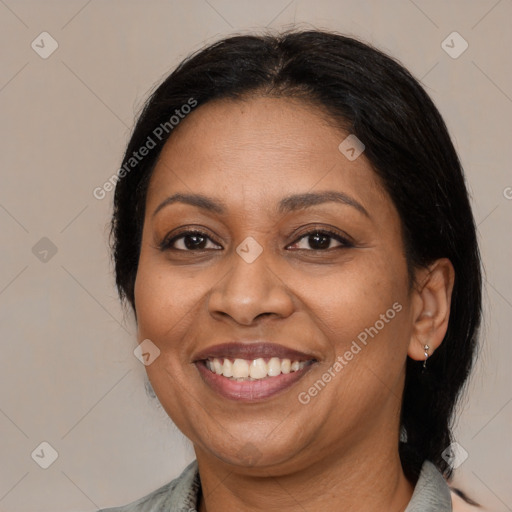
408, 258, 455, 361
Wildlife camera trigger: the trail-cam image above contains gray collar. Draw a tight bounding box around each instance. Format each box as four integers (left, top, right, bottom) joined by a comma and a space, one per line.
99, 459, 452, 511
405, 460, 453, 511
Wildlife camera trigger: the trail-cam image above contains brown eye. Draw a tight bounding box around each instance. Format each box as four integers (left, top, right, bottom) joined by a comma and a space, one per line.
160, 230, 222, 251
288, 230, 353, 251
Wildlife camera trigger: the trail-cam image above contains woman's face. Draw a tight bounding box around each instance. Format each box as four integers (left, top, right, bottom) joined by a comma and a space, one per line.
134, 96, 416, 474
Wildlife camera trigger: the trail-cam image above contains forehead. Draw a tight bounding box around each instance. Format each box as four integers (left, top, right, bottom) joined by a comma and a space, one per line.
147, 96, 388, 214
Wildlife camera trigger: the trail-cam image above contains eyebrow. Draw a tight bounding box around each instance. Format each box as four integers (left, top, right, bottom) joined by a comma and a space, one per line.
278, 191, 369, 217
153, 193, 227, 217
152, 191, 369, 218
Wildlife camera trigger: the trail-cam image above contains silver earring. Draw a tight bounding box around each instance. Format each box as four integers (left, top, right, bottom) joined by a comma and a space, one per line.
423, 344, 430, 369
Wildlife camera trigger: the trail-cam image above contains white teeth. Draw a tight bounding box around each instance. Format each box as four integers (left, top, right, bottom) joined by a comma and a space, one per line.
223, 358, 233, 377
213, 358, 223, 375
232, 359, 249, 378
249, 358, 268, 379
267, 357, 281, 376
205, 357, 309, 380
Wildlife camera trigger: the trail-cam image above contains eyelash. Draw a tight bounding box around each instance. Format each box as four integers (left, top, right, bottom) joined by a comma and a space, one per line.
159, 227, 354, 252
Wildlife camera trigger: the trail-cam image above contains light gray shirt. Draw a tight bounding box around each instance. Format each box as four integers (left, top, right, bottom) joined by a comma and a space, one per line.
98, 459, 452, 511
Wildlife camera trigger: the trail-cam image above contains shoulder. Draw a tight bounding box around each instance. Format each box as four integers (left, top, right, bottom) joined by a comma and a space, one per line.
97, 480, 176, 512
97, 460, 200, 512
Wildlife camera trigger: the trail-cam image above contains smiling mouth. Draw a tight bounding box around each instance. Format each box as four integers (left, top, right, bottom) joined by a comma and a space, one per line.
193, 342, 318, 401
203, 357, 313, 381
195, 356, 316, 402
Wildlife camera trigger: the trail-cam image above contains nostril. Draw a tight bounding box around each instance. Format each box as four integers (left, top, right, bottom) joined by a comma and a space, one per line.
255, 312, 274, 320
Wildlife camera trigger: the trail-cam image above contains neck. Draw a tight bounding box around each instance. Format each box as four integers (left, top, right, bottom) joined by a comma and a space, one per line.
195, 441, 414, 512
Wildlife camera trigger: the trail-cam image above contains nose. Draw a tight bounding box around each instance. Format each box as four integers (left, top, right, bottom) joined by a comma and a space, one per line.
207, 248, 295, 326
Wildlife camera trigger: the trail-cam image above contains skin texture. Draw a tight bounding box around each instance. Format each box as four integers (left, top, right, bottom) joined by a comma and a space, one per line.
134, 96, 455, 512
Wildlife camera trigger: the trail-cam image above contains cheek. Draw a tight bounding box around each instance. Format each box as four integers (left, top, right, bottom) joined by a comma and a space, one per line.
303, 258, 406, 336
134, 253, 206, 341
133, 253, 211, 431
299, 254, 411, 395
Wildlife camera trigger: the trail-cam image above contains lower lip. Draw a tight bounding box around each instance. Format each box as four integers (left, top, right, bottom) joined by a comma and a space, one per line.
195, 361, 314, 402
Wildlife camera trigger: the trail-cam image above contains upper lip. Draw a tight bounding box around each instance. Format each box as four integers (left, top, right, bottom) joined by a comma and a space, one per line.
193, 342, 316, 362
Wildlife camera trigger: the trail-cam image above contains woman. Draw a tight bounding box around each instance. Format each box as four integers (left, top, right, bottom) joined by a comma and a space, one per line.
102, 30, 482, 511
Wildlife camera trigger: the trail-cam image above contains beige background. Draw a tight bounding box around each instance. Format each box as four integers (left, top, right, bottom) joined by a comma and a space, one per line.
0, 1, 511, 510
